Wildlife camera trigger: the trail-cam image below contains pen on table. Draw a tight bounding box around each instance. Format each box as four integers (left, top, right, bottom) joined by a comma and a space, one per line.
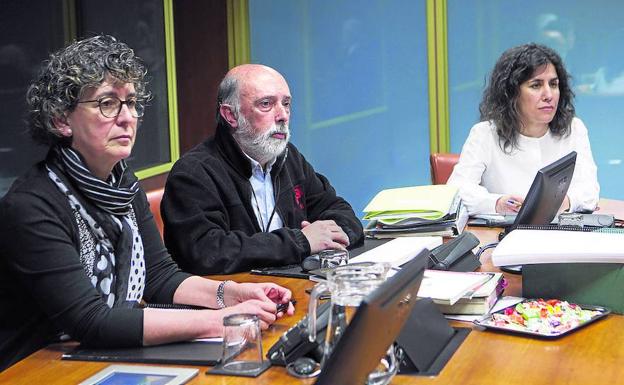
276, 299, 297, 313
463, 273, 496, 298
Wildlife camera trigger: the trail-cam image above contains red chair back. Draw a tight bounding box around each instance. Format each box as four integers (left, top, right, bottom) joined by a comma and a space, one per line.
430, 153, 460, 184
146, 188, 165, 239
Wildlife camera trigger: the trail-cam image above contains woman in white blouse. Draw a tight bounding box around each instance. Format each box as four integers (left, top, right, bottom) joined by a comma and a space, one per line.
448, 43, 599, 215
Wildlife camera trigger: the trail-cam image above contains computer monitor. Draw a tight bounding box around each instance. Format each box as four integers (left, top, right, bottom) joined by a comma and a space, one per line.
500, 151, 577, 274
314, 249, 428, 385
512, 151, 577, 227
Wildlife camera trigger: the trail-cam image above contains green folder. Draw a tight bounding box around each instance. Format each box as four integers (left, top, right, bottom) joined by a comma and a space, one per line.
363, 185, 458, 224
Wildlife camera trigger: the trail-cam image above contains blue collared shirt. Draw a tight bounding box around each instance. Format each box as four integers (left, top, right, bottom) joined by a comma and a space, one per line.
245, 154, 284, 232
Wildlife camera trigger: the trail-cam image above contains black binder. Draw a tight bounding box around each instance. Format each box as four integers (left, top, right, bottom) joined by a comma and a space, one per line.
62, 340, 222, 366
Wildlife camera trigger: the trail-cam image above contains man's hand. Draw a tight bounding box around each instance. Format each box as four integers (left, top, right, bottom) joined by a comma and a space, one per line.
221, 300, 278, 330
300, 220, 349, 254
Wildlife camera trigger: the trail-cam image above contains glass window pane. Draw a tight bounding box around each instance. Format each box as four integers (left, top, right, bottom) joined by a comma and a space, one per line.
77, 0, 171, 171
448, 0, 624, 200
0, 0, 65, 196
249, 0, 430, 216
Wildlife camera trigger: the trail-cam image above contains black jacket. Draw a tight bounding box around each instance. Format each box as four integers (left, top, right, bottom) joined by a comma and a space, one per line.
162, 123, 364, 274
0, 161, 191, 371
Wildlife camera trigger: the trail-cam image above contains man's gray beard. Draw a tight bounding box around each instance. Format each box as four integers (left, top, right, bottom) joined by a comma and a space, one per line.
233, 115, 290, 165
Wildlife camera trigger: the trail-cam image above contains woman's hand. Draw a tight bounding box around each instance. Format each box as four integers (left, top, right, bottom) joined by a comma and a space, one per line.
224, 282, 295, 317
559, 195, 571, 213
220, 299, 280, 330
495, 195, 524, 214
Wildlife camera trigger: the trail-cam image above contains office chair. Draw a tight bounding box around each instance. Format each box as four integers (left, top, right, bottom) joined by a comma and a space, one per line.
146, 188, 165, 239
430, 153, 460, 184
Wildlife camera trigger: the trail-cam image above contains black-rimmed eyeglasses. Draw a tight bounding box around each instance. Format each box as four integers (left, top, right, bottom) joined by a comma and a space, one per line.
77, 96, 145, 118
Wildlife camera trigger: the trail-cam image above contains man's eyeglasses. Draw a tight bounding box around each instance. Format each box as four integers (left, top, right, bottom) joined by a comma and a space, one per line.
78, 96, 145, 118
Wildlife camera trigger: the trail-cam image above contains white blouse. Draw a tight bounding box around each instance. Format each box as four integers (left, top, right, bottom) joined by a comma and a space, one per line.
447, 118, 600, 215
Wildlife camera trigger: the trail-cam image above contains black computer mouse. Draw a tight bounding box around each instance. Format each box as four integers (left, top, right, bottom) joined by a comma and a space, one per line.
301, 253, 321, 272
286, 357, 321, 378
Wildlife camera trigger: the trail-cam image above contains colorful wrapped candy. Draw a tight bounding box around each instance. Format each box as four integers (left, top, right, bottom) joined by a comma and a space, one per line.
489, 299, 602, 335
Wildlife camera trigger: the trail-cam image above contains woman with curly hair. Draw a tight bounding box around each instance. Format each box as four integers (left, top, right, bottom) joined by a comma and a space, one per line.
0, 35, 294, 370
448, 43, 599, 215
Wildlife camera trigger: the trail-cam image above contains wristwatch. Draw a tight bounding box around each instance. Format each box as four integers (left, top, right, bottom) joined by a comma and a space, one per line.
216, 280, 232, 309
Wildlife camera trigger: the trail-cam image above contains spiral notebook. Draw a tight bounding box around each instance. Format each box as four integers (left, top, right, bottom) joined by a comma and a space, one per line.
470, 213, 615, 228
492, 228, 624, 266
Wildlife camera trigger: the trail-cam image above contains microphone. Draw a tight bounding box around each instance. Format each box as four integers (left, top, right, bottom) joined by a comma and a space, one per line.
265, 148, 288, 231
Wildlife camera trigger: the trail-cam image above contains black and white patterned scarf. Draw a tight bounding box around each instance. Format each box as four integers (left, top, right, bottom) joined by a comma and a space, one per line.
46, 147, 146, 308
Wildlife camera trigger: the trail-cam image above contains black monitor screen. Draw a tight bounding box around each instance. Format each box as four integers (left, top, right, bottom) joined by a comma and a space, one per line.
512, 151, 577, 226
314, 250, 428, 385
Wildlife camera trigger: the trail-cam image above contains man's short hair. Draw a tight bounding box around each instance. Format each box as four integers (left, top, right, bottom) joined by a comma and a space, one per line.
215, 74, 240, 126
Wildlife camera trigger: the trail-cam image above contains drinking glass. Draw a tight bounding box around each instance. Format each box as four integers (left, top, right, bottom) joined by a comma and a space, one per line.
220, 314, 265, 374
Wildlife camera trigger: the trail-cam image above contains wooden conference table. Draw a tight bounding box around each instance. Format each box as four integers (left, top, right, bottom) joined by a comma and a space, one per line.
2, 199, 624, 385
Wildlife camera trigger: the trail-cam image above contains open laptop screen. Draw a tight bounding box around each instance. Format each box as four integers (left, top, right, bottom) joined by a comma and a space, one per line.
313, 249, 428, 385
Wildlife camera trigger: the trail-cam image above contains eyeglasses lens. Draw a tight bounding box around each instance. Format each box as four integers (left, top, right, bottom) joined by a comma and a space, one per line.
99, 97, 144, 118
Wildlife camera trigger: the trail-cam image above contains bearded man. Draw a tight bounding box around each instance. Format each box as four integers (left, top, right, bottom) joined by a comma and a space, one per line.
162, 64, 363, 274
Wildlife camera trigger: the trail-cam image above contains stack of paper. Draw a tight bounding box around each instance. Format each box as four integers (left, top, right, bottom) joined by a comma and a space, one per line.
348, 236, 443, 269
444, 296, 524, 322
417, 270, 493, 306
363, 185, 468, 238
436, 273, 505, 315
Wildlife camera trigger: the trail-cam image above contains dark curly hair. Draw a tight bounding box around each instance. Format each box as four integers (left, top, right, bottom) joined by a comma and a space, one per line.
26, 35, 150, 146
479, 43, 575, 153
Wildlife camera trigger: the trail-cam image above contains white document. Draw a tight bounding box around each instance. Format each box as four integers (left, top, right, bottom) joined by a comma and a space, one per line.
349, 236, 443, 268
492, 229, 624, 266
445, 296, 524, 322
417, 270, 492, 306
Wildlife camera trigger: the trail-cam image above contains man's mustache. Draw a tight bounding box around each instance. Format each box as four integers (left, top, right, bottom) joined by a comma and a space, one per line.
267, 124, 289, 137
